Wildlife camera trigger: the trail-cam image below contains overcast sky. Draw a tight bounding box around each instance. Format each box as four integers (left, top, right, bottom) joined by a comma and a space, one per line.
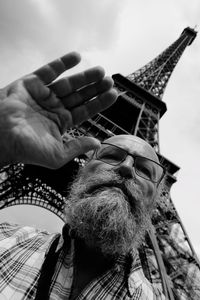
0, 0, 200, 258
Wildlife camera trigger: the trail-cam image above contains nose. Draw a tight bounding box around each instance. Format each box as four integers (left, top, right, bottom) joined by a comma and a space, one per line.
114, 156, 135, 179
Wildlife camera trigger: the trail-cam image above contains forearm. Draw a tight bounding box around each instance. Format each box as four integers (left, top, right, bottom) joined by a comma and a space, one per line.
0, 113, 18, 168
0, 89, 18, 168
0, 155, 12, 169
0, 142, 15, 169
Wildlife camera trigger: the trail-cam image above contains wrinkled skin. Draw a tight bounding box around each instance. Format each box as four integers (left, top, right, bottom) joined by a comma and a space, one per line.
65, 135, 162, 257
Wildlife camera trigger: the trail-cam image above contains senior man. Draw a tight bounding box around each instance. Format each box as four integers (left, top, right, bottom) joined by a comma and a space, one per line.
0, 52, 165, 299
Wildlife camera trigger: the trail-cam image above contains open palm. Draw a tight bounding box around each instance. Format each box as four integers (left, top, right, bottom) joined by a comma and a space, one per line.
0, 52, 117, 168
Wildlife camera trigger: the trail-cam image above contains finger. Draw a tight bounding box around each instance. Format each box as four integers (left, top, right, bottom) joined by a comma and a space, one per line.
33, 52, 81, 85
49, 66, 105, 97
24, 75, 51, 101
61, 77, 114, 109
63, 136, 101, 160
71, 88, 118, 125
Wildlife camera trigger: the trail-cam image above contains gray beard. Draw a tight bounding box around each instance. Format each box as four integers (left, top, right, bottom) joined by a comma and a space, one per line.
65, 169, 151, 258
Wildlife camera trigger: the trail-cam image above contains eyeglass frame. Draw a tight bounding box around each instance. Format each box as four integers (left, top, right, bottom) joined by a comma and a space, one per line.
93, 142, 165, 184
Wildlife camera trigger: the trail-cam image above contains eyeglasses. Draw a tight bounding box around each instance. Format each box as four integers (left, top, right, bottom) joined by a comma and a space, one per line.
94, 142, 165, 184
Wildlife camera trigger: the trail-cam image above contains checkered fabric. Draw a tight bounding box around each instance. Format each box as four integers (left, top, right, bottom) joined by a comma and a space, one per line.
0, 223, 166, 299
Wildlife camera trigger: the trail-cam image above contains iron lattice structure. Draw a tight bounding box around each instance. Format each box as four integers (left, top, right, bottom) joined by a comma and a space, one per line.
0, 27, 200, 299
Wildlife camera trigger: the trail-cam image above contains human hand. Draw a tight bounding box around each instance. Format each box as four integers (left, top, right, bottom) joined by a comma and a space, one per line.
0, 52, 117, 169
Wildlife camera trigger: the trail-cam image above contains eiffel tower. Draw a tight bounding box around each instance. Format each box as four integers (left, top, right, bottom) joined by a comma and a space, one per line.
0, 27, 200, 299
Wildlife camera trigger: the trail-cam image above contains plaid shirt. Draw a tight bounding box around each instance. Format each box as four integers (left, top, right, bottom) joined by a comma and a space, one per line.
0, 222, 166, 299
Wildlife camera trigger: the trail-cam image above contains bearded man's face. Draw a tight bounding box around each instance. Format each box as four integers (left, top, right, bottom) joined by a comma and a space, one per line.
65, 135, 160, 258
65, 168, 153, 258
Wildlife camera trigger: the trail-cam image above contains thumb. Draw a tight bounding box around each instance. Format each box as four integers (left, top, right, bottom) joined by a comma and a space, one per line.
63, 136, 101, 161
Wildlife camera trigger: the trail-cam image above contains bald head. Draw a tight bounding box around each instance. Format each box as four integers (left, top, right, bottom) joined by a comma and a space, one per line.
104, 135, 159, 163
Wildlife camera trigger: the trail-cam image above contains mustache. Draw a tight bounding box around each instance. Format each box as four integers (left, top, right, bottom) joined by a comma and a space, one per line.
66, 169, 149, 256
78, 170, 140, 212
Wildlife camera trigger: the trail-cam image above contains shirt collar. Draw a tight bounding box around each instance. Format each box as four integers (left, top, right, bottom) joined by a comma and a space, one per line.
59, 225, 149, 297
53, 224, 72, 253
110, 249, 151, 297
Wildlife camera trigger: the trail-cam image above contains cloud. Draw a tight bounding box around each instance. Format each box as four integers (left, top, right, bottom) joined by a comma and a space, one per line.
0, 1, 46, 47
0, 0, 126, 74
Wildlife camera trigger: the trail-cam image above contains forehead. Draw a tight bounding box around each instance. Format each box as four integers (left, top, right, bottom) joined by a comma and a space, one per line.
104, 135, 159, 163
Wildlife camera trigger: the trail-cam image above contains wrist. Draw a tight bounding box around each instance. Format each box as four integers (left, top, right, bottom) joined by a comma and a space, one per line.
0, 135, 16, 168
